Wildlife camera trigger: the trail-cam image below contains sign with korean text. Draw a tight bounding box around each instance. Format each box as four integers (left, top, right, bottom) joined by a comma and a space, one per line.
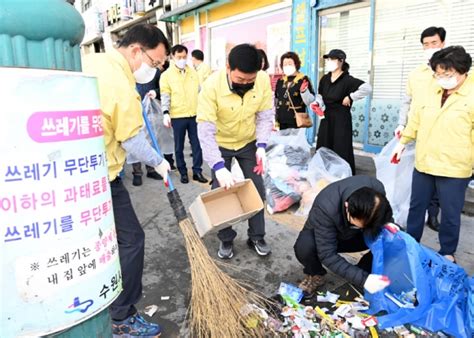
0, 68, 121, 337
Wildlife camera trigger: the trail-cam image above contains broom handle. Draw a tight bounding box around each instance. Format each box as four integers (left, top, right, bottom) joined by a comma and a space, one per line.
142, 100, 176, 192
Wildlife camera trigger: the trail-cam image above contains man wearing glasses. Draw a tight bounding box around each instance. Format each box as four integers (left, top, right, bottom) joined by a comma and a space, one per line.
83, 24, 170, 337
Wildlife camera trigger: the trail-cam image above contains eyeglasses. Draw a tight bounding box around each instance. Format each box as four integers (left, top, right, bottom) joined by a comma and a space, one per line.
141, 48, 161, 68
433, 71, 457, 80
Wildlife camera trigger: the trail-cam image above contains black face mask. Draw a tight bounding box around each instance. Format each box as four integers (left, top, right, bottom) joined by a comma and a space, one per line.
231, 82, 254, 97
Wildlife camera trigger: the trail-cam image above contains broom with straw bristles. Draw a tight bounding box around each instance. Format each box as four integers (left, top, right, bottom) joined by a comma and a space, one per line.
142, 103, 274, 337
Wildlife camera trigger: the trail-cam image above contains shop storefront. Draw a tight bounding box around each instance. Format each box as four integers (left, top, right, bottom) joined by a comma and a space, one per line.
162, 0, 292, 77
79, 0, 166, 53
296, 0, 474, 152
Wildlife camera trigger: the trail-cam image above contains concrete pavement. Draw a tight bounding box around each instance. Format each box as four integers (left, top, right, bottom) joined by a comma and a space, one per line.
123, 150, 474, 337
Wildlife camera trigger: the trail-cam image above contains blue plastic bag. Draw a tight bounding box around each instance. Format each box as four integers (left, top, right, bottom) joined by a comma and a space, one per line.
365, 229, 471, 337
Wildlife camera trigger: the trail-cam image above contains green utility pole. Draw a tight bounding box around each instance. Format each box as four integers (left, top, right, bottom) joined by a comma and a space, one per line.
0, 0, 84, 71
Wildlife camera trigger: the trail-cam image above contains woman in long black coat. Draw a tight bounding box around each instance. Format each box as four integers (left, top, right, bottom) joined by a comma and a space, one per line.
316, 49, 372, 174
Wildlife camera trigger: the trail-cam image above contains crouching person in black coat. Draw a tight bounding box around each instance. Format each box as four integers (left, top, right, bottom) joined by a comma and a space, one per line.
294, 175, 393, 296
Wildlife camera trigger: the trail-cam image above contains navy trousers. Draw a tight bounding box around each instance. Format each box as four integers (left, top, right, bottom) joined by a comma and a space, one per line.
407, 169, 469, 255
171, 116, 203, 176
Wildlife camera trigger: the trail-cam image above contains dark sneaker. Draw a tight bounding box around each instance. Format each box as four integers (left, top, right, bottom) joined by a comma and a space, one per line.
298, 274, 325, 295
170, 163, 177, 171
217, 241, 234, 259
112, 313, 161, 337
146, 172, 163, 180
247, 238, 271, 256
132, 175, 142, 187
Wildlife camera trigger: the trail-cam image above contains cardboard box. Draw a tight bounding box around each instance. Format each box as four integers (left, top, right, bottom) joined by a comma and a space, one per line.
189, 179, 264, 237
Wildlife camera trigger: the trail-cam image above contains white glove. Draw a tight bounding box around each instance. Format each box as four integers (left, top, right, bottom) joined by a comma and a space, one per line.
394, 125, 405, 139
147, 90, 157, 100
154, 159, 170, 183
255, 147, 267, 175
364, 274, 391, 294
215, 168, 235, 189
390, 142, 406, 163
163, 114, 172, 128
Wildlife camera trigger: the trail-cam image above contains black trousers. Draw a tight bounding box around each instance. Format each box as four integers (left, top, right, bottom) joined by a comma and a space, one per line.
211, 142, 266, 242
293, 228, 372, 276
109, 178, 145, 321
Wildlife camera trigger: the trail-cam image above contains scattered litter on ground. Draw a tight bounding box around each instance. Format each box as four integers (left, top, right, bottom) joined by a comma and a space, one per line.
144, 304, 158, 317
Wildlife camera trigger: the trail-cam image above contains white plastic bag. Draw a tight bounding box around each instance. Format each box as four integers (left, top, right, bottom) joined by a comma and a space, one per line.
374, 137, 415, 228
265, 129, 311, 213
127, 97, 174, 164
297, 147, 352, 216
306, 147, 352, 187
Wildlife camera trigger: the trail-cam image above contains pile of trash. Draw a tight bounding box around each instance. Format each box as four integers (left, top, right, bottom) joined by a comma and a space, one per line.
242, 282, 449, 337
264, 129, 352, 215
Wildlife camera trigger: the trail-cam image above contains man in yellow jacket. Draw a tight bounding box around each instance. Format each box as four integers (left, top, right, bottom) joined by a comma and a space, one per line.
160, 44, 208, 184
392, 46, 474, 263
82, 24, 170, 336
197, 44, 274, 259
192, 49, 212, 87
394, 26, 447, 232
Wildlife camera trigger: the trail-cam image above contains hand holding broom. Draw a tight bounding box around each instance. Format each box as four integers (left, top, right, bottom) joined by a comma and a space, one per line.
142, 103, 273, 337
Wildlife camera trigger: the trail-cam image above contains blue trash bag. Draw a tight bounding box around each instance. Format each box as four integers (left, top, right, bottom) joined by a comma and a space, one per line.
365, 229, 471, 337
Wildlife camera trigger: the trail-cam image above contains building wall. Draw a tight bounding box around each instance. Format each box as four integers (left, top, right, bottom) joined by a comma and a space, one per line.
306, 0, 474, 151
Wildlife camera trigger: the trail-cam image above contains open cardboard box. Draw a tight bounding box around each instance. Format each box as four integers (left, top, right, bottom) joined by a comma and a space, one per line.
189, 179, 264, 237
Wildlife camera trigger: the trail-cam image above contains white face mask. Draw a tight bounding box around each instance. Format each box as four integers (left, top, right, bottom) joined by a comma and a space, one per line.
283, 65, 296, 76
175, 59, 187, 69
133, 58, 157, 84
424, 48, 441, 61
437, 76, 458, 90
326, 60, 338, 72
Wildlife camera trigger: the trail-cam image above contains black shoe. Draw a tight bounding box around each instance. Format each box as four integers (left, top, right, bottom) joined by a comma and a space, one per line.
217, 241, 234, 259
247, 238, 271, 256
426, 215, 440, 232
180, 174, 189, 184
170, 163, 177, 171
146, 171, 163, 180
193, 173, 208, 183
132, 175, 142, 186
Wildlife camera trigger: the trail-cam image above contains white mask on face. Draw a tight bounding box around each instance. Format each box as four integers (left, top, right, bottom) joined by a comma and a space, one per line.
326, 60, 338, 72
175, 59, 187, 69
424, 48, 441, 61
133, 57, 157, 84
437, 76, 458, 90
283, 65, 296, 76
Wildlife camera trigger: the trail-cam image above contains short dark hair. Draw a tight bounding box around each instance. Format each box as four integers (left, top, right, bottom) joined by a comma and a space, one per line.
420, 26, 446, 44
430, 46, 472, 75
258, 49, 269, 71
171, 44, 188, 55
191, 49, 204, 61
118, 24, 170, 54
347, 187, 393, 238
228, 44, 260, 73
280, 51, 301, 70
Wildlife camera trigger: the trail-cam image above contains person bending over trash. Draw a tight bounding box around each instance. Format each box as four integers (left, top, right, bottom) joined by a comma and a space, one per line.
294, 175, 394, 296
